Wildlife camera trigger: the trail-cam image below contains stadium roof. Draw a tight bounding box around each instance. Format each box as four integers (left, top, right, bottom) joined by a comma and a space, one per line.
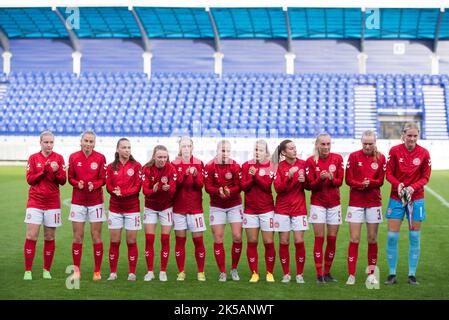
0, 1, 448, 9
1, 1, 449, 40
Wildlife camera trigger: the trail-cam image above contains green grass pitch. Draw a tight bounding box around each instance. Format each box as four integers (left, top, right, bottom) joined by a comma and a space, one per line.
0, 166, 448, 300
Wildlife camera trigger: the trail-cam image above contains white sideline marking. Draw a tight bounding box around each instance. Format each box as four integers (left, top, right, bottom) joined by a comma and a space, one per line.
63, 198, 71, 208
425, 186, 449, 208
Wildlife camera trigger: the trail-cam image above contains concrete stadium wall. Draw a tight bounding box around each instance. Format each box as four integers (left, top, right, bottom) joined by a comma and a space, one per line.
1, 135, 448, 170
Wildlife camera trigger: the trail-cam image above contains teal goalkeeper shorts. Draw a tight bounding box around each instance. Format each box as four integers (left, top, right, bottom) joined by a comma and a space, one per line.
386, 198, 426, 222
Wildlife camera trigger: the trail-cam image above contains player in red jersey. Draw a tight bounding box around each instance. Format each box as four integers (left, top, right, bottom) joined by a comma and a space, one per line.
305, 133, 344, 283
171, 137, 206, 282
105, 138, 142, 282
205, 140, 243, 282
68, 130, 107, 281
142, 145, 176, 282
23, 131, 66, 280
272, 140, 309, 284
241, 139, 276, 283
344, 130, 386, 286
384, 122, 431, 286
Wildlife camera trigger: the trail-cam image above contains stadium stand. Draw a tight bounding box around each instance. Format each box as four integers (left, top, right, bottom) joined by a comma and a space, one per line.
0, 71, 448, 138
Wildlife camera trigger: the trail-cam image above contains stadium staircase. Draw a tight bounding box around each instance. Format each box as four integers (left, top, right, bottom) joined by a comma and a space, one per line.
0, 84, 7, 107
422, 85, 449, 139
354, 85, 378, 137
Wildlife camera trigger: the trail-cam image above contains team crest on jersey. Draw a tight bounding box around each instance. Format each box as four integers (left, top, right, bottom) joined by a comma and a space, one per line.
358, 162, 362, 167
315, 167, 320, 171
371, 162, 379, 170
225, 172, 233, 180
399, 158, 404, 163
51, 161, 58, 168
214, 173, 219, 179
161, 176, 168, 184
259, 169, 266, 176
329, 164, 336, 172
127, 168, 135, 176
413, 158, 421, 166
90, 162, 98, 170
37, 163, 42, 168
151, 176, 155, 181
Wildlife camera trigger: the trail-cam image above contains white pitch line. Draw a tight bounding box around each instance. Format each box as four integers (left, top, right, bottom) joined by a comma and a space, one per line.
425, 186, 449, 208
63, 198, 71, 208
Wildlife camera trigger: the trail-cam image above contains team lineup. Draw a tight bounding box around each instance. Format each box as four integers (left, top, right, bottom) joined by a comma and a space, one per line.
22, 122, 431, 287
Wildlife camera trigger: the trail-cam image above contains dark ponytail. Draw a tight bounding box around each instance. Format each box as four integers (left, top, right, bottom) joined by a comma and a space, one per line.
113, 138, 134, 171
271, 139, 292, 164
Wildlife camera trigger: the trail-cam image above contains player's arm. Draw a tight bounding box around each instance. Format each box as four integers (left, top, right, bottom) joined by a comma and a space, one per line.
192, 163, 204, 191
168, 166, 177, 198
240, 164, 255, 192
142, 167, 156, 196
67, 155, 79, 187
253, 171, 273, 192
204, 164, 220, 196
330, 157, 344, 187
306, 160, 324, 191
121, 164, 142, 197
105, 165, 116, 195
54, 157, 67, 186
26, 156, 46, 185
345, 154, 364, 189
369, 155, 386, 188
386, 150, 401, 190
410, 151, 432, 192
227, 164, 242, 196
90, 156, 107, 190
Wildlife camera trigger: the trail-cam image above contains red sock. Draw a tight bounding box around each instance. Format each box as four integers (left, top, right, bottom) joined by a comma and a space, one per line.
264, 242, 276, 274
231, 242, 242, 270
175, 236, 186, 272
279, 243, 290, 275
127, 242, 138, 274
368, 242, 378, 274
109, 241, 120, 273
145, 234, 155, 272
93, 242, 103, 273
295, 242, 306, 276
324, 236, 337, 275
193, 236, 206, 273
43, 240, 55, 271
160, 234, 170, 272
247, 242, 258, 274
348, 241, 359, 276
72, 242, 83, 271
24, 239, 37, 271
213, 242, 226, 273
314, 236, 324, 277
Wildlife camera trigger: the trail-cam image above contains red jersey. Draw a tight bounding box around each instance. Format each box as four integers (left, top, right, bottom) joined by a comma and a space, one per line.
68, 150, 106, 206
305, 153, 344, 208
204, 158, 242, 209
171, 156, 204, 214
106, 160, 142, 214
26, 151, 66, 210
386, 143, 431, 201
142, 162, 177, 211
241, 160, 275, 214
274, 159, 308, 216
345, 149, 386, 207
